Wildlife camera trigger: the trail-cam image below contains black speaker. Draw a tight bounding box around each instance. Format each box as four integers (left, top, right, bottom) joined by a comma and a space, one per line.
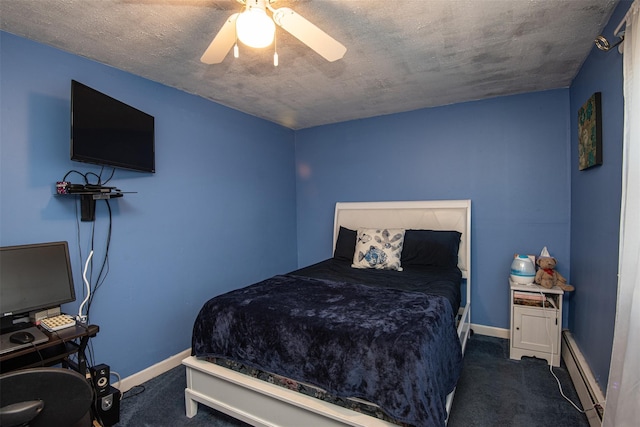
93, 385, 120, 426
90, 363, 110, 397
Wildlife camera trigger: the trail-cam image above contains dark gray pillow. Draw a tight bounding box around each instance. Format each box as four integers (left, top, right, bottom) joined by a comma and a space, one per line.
333, 226, 357, 261
401, 230, 461, 268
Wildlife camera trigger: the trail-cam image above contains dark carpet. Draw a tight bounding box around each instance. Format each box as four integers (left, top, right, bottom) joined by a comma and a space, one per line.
115, 335, 589, 427
447, 335, 588, 426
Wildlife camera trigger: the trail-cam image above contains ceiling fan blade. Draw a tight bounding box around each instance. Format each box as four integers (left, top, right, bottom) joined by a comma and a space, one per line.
271, 7, 346, 62
201, 13, 239, 64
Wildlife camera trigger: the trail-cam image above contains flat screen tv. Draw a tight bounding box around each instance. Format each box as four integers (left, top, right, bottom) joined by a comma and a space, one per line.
71, 80, 155, 173
0, 241, 76, 327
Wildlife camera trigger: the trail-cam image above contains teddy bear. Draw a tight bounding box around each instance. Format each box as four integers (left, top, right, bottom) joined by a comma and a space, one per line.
535, 257, 574, 291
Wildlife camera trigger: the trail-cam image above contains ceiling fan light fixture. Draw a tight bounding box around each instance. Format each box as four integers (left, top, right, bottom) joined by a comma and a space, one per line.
201, 0, 346, 65
236, 7, 275, 48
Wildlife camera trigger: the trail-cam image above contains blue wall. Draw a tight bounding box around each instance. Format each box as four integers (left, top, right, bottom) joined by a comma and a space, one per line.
568, 0, 630, 392
1, 0, 628, 394
0, 32, 298, 378
295, 90, 572, 331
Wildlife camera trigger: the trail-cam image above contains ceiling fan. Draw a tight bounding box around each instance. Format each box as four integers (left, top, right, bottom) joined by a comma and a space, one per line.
201, 0, 347, 65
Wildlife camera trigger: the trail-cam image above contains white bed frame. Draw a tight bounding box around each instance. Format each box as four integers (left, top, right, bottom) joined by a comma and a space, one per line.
183, 200, 472, 426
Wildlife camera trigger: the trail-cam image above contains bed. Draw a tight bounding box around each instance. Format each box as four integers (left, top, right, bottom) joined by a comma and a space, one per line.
183, 200, 472, 427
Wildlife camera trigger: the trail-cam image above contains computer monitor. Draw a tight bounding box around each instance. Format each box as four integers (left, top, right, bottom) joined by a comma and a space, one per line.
0, 241, 76, 332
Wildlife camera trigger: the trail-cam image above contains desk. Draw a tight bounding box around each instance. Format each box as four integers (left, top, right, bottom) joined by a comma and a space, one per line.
0, 323, 99, 374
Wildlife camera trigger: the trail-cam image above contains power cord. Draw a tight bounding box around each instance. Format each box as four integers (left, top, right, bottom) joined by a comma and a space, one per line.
539, 291, 604, 414
85, 199, 113, 322
99, 166, 116, 185
64, 167, 118, 425
68, 167, 112, 324
28, 342, 44, 366
122, 385, 146, 400
77, 250, 94, 323
74, 190, 113, 325
111, 370, 122, 392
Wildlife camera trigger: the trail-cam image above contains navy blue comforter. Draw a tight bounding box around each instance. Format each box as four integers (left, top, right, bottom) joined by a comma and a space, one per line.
192, 266, 462, 426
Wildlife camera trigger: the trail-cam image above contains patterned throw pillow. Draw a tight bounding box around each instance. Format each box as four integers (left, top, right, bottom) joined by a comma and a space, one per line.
352, 228, 405, 271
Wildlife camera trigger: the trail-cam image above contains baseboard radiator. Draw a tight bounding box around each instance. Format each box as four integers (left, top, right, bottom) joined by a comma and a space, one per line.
561, 331, 605, 427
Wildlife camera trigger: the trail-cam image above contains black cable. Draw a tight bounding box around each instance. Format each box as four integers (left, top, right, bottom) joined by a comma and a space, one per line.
63, 170, 90, 183
70, 185, 108, 323
122, 385, 146, 400
63, 167, 116, 187
51, 329, 64, 344
100, 167, 116, 185
94, 200, 112, 289
86, 340, 96, 370
84, 171, 101, 185
94, 199, 112, 289
50, 329, 76, 370
86, 199, 113, 319
66, 168, 115, 400
28, 342, 45, 366
83, 199, 100, 322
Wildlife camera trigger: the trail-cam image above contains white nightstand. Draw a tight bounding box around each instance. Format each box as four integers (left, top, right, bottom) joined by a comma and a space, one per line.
509, 281, 563, 367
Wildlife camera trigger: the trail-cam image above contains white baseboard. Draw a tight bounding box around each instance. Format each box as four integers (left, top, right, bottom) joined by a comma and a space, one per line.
562, 331, 605, 427
118, 348, 191, 393
471, 323, 510, 339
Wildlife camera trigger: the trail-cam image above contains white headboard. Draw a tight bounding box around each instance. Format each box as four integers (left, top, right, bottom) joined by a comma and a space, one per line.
333, 200, 471, 279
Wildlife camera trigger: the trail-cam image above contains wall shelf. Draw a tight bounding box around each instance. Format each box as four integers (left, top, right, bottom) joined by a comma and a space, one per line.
55, 187, 133, 221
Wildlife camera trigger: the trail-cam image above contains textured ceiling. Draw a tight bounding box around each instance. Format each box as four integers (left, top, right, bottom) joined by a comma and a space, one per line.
0, 0, 619, 129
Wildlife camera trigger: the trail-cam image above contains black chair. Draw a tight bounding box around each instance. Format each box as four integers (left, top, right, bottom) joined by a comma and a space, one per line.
0, 367, 93, 427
